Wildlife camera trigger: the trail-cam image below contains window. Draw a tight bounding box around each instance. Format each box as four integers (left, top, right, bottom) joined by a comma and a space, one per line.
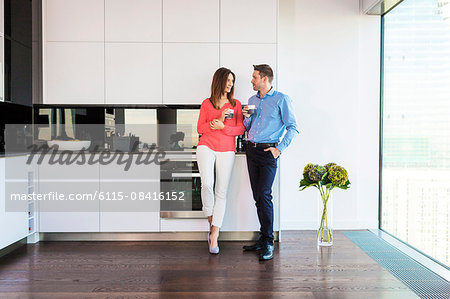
381, 0, 450, 267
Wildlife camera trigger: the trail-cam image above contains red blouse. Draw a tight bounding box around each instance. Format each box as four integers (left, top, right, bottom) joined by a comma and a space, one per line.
197, 98, 245, 152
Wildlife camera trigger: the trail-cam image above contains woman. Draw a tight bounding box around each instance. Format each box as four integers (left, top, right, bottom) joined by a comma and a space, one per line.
196, 67, 245, 254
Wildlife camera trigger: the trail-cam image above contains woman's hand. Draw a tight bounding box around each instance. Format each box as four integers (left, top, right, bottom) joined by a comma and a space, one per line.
210, 119, 225, 130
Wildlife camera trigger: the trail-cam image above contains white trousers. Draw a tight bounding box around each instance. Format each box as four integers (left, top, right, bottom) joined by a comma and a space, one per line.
196, 145, 235, 228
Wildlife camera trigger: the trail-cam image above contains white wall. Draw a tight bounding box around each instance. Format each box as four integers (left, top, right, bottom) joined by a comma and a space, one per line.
278, 0, 380, 229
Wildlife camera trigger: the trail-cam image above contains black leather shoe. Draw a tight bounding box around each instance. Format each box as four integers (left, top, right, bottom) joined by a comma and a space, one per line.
243, 241, 263, 251
259, 244, 274, 261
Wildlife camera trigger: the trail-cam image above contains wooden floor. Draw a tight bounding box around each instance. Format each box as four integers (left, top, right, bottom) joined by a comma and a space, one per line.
0, 231, 418, 298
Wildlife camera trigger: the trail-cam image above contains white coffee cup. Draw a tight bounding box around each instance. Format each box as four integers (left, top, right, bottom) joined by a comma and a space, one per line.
225, 109, 234, 119
247, 105, 256, 115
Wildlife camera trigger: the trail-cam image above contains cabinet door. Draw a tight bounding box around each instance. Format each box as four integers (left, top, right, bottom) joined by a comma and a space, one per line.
100, 212, 160, 232
220, 44, 277, 103
9, 0, 32, 47
163, 0, 219, 42
45, 42, 104, 104
10, 40, 32, 106
99, 154, 160, 232
160, 219, 210, 232
163, 43, 218, 104
38, 155, 100, 232
32, 0, 39, 43
221, 0, 277, 43
0, 157, 28, 249
105, 0, 162, 42
45, 0, 104, 42
221, 155, 260, 231
105, 43, 162, 104
39, 212, 100, 232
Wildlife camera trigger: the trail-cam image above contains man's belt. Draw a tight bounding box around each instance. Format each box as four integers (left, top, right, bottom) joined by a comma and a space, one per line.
247, 141, 278, 148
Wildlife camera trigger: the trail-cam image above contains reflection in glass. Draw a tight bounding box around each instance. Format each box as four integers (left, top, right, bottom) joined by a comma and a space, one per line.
34, 107, 200, 152
177, 109, 200, 148
123, 109, 157, 146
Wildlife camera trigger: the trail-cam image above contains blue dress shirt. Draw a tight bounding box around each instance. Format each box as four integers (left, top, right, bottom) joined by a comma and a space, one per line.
243, 88, 299, 152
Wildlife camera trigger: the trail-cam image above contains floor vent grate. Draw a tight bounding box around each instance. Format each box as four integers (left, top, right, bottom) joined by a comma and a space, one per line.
343, 231, 450, 299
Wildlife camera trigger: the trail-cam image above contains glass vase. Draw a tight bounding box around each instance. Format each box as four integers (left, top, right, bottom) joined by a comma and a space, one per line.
317, 188, 333, 247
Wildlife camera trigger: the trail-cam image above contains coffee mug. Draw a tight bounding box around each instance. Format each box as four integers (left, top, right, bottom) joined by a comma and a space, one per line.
225, 109, 234, 119
247, 105, 256, 115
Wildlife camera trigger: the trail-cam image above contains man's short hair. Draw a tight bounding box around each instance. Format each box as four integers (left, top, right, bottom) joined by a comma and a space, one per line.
253, 64, 274, 84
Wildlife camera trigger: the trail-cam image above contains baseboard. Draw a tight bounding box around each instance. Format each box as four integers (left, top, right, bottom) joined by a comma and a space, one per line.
0, 237, 27, 259
39, 231, 280, 242
281, 220, 378, 230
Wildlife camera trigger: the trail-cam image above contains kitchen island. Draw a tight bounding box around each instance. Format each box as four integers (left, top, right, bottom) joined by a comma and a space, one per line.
25, 151, 280, 241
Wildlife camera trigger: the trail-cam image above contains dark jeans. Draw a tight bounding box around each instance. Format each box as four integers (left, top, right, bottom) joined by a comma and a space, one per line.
246, 145, 278, 245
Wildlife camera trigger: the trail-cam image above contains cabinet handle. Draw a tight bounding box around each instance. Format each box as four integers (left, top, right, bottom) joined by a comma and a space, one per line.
171, 173, 201, 178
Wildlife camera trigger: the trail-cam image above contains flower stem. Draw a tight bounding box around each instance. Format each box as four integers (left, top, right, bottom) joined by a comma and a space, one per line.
318, 186, 333, 244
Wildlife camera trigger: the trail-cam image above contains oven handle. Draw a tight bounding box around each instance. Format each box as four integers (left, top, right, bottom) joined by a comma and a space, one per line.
172, 173, 201, 178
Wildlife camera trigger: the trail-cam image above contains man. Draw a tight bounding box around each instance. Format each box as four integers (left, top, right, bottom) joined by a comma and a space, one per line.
242, 64, 299, 261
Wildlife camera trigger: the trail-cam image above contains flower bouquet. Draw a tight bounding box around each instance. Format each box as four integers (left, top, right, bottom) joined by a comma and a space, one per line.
299, 163, 350, 246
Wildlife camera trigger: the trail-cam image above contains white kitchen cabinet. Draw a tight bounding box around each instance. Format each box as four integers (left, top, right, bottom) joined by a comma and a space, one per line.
45, 42, 104, 104
45, 0, 104, 42
38, 154, 100, 232
101, 212, 160, 232
163, 0, 219, 42
220, 0, 277, 43
0, 156, 30, 249
105, 0, 162, 42
163, 43, 219, 104
105, 43, 162, 104
160, 218, 210, 232
99, 154, 160, 232
220, 43, 277, 103
42, 0, 278, 106
39, 212, 100, 232
221, 155, 261, 231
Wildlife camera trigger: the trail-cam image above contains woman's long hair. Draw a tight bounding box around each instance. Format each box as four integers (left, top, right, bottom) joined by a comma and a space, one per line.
209, 67, 236, 109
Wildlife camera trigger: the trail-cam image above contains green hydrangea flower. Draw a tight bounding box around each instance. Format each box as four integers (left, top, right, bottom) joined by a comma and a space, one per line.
308, 165, 326, 182
303, 163, 314, 174
324, 163, 336, 171
328, 165, 348, 186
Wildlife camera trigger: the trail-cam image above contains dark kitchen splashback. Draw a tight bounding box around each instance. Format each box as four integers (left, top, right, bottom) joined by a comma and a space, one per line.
33, 107, 106, 150
1, 104, 248, 156
32, 105, 201, 153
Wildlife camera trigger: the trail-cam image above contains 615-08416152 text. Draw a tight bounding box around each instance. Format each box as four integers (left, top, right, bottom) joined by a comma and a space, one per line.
9, 191, 186, 201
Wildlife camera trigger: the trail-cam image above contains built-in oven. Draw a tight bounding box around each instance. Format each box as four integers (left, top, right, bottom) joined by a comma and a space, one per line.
160, 155, 205, 219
